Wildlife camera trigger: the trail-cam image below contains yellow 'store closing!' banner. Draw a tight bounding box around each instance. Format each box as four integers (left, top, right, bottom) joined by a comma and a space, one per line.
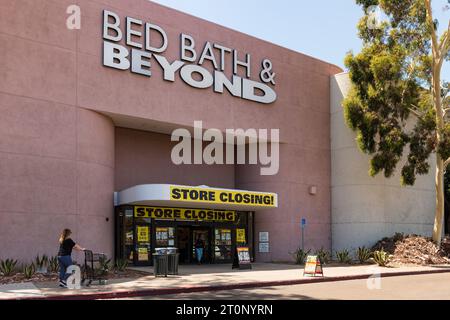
135, 206, 236, 222
170, 186, 276, 207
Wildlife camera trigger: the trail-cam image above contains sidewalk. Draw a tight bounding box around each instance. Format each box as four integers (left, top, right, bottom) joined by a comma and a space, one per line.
1, 262, 450, 300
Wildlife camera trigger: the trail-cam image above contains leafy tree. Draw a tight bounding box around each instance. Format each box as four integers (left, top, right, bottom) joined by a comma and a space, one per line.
343, 0, 450, 243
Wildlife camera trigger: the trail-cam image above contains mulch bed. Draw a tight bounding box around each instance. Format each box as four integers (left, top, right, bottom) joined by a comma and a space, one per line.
372, 233, 450, 266
0, 269, 151, 285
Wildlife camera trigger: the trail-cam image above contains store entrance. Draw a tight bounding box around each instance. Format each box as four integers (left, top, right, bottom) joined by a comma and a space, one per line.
191, 228, 211, 264
176, 226, 212, 264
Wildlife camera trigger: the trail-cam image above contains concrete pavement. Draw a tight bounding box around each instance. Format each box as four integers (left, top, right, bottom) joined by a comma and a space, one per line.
1, 262, 450, 300
121, 272, 450, 300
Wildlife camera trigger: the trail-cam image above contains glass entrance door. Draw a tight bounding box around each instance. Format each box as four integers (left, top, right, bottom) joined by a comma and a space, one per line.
134, 223, 151, 265
191, 228, 211, 264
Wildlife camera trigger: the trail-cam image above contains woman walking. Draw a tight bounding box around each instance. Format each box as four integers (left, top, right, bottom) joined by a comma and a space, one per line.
194, 235, 205, 265
57, 228, 85, 288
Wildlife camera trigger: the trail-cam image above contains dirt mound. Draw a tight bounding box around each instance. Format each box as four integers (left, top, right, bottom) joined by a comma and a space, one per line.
372, 233, 450, 265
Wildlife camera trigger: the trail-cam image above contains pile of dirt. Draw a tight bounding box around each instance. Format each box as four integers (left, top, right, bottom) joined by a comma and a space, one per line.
372, 233, 450, 265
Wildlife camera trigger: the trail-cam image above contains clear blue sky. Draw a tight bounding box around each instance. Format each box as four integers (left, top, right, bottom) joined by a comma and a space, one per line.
150, 0, 449, 82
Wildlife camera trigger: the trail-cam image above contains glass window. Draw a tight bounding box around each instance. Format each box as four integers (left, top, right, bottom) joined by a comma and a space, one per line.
156, 227, 175, 247
124, 210, 134, 263
214, 228, 232, 261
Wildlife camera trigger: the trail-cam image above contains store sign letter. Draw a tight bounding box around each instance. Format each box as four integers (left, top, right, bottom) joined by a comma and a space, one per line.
102, 10, 277, 104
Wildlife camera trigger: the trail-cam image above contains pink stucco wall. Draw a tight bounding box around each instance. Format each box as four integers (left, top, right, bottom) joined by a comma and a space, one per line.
0, 0, 341, 262
115, 128, 235, 190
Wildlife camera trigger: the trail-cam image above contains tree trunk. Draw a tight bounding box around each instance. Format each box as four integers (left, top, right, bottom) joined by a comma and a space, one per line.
433, 156, 444, 244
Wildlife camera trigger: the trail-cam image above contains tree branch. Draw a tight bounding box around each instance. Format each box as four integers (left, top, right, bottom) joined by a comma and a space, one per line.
425, 0, 439, 57
408, 105, 425, 119
444, 157, 450, 169
438, 20, 450, 61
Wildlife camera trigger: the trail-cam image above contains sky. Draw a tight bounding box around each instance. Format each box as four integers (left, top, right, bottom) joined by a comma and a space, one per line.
150, 0, 449, 82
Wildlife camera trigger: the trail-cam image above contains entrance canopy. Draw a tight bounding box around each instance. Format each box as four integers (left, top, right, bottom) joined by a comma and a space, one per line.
115, 184, 278, 211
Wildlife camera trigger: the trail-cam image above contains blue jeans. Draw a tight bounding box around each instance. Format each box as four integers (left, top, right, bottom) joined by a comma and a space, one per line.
195, 248, 203, 263
58, 255, 73, 281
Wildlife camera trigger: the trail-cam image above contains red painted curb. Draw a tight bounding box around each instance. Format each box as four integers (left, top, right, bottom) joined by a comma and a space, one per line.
6, 268, 450, 300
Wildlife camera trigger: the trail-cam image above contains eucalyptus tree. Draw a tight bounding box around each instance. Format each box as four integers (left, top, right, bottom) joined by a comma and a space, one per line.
343, 0, 449, 243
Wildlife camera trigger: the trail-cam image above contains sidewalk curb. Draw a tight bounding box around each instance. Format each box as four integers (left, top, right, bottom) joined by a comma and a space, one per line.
6, 268, 450, 300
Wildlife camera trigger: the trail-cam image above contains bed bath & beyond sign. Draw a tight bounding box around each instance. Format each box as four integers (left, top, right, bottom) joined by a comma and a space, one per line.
102, 10, 277, 104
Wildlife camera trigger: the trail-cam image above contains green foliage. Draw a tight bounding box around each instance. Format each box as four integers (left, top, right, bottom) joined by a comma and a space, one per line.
335, 249, 352, 264
0, 259, 18, 276
35, 255, 48, 270
291, 248, 311, 265
356, 246, 372, 263
48, 256, 59, 273
22, 263, 36, 279
393, 232, 405, 242
315, 247, 331, 264
342, 0, 449, 187
97, 256, 112, 276
373, 249, 391, 266
114, 259, 128, 272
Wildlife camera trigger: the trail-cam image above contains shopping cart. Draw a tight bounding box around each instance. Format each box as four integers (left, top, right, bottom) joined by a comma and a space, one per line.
81, 250, 109, 286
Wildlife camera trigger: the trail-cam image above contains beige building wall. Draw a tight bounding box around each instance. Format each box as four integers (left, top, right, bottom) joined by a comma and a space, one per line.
330, 73, 436, 253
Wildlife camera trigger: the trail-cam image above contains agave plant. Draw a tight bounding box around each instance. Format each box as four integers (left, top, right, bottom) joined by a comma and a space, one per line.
291, 248, 311, 265
97, 256, 112, 276
23, 263, 36, 279
373, 249, 391, 267
48, 256, 59, 273
335, 249, 352, 264
356, 246, 372, 264
35, 255, 49, 273
315, 247, 331, 265
0, 259, 18, 276
114, 259, 128, 272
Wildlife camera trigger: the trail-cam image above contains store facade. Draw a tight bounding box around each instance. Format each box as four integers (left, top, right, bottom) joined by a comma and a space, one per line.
0, 0, 436, 265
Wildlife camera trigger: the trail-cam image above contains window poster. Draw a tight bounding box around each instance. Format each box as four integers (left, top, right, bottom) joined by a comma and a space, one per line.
137, 226, 149, 242
236, 229, 246, 243
138, 247, 148, 261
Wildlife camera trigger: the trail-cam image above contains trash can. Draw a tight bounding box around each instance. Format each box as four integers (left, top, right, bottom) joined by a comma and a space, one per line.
167, 251, 179, 275
153, 254, 168, 277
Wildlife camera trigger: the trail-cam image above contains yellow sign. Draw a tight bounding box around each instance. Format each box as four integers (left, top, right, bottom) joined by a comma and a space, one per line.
135, 206, 235, 222
170, 186, 276, 207
138, 247, 148, 261
137, 226, 149, 242
236, 229, 246, 243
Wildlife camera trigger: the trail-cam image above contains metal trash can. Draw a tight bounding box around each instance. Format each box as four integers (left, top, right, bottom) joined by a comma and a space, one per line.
153, 254, 168, 277
167, 252, 179, 275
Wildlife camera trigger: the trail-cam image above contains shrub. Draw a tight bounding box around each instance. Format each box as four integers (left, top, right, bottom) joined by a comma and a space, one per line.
48, 256, 59, 273
393, 232, 404, 243
23, 263, 36, 279
291, 248, 311, 265
0, 259, 18, 276
356, 246, 372, 264
97, 256, 112, 276
114, 259, 128, 272
373, 249, 391, 267
35, 255, 49, 273
315, 247, 331, 264
335, 249, 352, 264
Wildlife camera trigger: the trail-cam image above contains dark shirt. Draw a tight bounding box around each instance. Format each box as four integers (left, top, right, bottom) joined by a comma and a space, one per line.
58, 238, 76, 256
195, 239, 204, 249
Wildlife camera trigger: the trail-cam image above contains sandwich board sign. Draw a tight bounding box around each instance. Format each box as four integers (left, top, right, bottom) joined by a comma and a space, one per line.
232, 247, 252, 270
303, 255, 323, 277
